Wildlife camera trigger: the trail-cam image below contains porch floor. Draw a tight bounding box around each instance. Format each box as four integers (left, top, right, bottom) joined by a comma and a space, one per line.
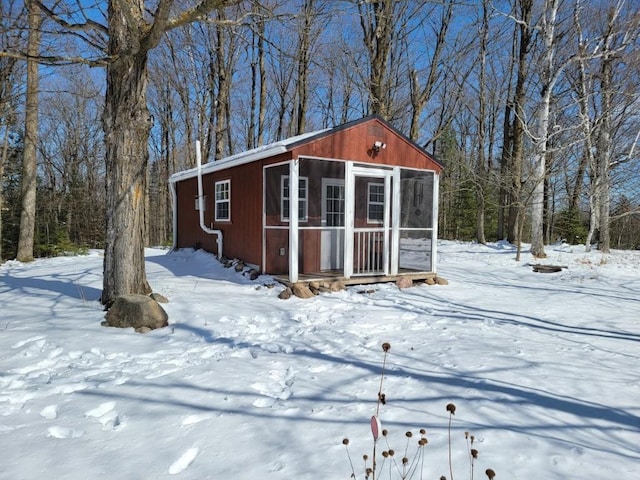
274, 269, 436, 287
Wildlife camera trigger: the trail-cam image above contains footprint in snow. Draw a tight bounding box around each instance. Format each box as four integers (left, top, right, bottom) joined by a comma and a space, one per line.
181, 413, 213, 427
47, 426, 84, 439
40, 405, 58, 420
168, 447, 199, 475
251, 367, 295, 408
85, 401, 124, 431
11, 335, 46, 349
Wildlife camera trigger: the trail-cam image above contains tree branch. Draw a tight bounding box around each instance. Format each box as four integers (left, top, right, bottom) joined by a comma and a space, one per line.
35, 1, 108, 35
140, 0, 174, 52
165, 0, 243, 32
0, 50, 108, 67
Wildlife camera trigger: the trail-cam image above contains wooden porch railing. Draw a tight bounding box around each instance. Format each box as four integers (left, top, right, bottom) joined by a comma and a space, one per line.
353, 228, 385, 275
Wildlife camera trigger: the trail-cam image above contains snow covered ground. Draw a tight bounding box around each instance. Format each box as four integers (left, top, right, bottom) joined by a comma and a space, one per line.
1, 240, 638, 480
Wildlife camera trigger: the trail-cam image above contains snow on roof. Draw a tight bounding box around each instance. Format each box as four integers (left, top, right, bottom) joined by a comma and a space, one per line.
169, 128, 330, 183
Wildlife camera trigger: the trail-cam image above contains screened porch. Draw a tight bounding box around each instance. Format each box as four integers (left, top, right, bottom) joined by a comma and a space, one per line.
263, 157, 438, 284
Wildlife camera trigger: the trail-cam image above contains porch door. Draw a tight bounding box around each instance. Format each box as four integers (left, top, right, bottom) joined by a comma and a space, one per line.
320, 179, 345, 271
348, 167, 392, 276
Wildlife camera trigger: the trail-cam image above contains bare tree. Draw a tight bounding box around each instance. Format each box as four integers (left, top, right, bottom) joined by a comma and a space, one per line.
408, 0, 455, 142
247, 3, 267, 148
10, 1, 243, 305
501, 0, 534, 246
1, 0, 26, 260
356, 0, 399, 119
16, 0, 41, 262
474, 0, 491, 245
574, 0, 639, 252
100, 0, 244, 306
529, 0, 562, 258
38, 68, 104, 250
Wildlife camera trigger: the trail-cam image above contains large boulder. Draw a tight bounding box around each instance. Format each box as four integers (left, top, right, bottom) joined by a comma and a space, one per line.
396, 277, 413, 289
103, 294, 169, 332
292, 283, 315, 299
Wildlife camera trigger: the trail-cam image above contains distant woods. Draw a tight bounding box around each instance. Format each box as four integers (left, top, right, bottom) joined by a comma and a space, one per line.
1, 0, 639, 261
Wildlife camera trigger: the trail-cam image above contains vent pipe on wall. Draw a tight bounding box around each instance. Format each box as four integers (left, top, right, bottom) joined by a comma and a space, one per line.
196, 140, 223, 259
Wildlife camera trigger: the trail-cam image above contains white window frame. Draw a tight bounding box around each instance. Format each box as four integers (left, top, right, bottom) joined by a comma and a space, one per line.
215, 180, 231, 221
281, 175, 308, 222
367, 182, 385, 224
321, 178, 345, 227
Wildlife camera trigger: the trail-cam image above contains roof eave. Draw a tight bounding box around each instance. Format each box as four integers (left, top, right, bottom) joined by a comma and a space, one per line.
169, 144, 289, 183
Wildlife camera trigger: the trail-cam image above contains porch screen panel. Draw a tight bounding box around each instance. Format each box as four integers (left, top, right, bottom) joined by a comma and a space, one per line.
399, 169, 435, 272
298, 158, 346, 274
264, 163, 291, 275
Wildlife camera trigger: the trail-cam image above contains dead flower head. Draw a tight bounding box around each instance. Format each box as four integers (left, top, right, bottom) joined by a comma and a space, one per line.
446, 403, 456, 415
485, 468, 496, 480
382, 342, 391, 352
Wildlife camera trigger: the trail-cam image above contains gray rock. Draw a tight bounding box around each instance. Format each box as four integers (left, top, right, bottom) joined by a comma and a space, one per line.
292, 283, 314, 299
278, 287, 293, 300
396, 277, 413, 289
149, 292, 169, 303
103, 294, 168, 332
248, 269, 259, 280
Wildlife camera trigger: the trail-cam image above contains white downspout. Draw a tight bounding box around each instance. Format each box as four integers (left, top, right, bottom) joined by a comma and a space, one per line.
196, 140, 223, 259
170, 180, 178, 250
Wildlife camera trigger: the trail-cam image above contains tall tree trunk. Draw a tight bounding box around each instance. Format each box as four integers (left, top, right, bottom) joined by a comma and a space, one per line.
409, 0, 453, 141
573, 3, 596, 250
101, 0, 238, 306
507, 0, 533, 244
358, 0, 395, 119
295, 0, 314, 135
257, 15, 266, 147
0, 117, 10, 260
475, 0, 489, 245
16, 0, 41, 262
101, 3, 153, 306
530, 0, 560, 258
497, 102, 512, 241
597, 50, 613, 253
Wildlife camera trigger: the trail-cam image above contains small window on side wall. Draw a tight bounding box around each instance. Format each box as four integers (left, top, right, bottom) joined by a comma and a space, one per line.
215, 180, 230, 221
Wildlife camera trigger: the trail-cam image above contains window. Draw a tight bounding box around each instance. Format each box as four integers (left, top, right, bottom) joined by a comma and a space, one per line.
367, 182, 385, 223
281, 176, 308, 222
324, 182, 345, 227
215, 180, 230, 221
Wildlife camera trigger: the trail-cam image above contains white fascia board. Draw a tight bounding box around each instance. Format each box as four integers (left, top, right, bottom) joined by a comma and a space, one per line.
169, 129, 329, 184
169, 145, 289, 184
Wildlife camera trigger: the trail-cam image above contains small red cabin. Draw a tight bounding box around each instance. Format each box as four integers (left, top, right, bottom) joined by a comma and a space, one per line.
169, 115, 443, 284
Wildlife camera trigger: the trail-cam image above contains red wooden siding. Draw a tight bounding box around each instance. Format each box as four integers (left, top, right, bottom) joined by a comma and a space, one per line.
176, 157, 276, 265
289, 118, 441, 172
